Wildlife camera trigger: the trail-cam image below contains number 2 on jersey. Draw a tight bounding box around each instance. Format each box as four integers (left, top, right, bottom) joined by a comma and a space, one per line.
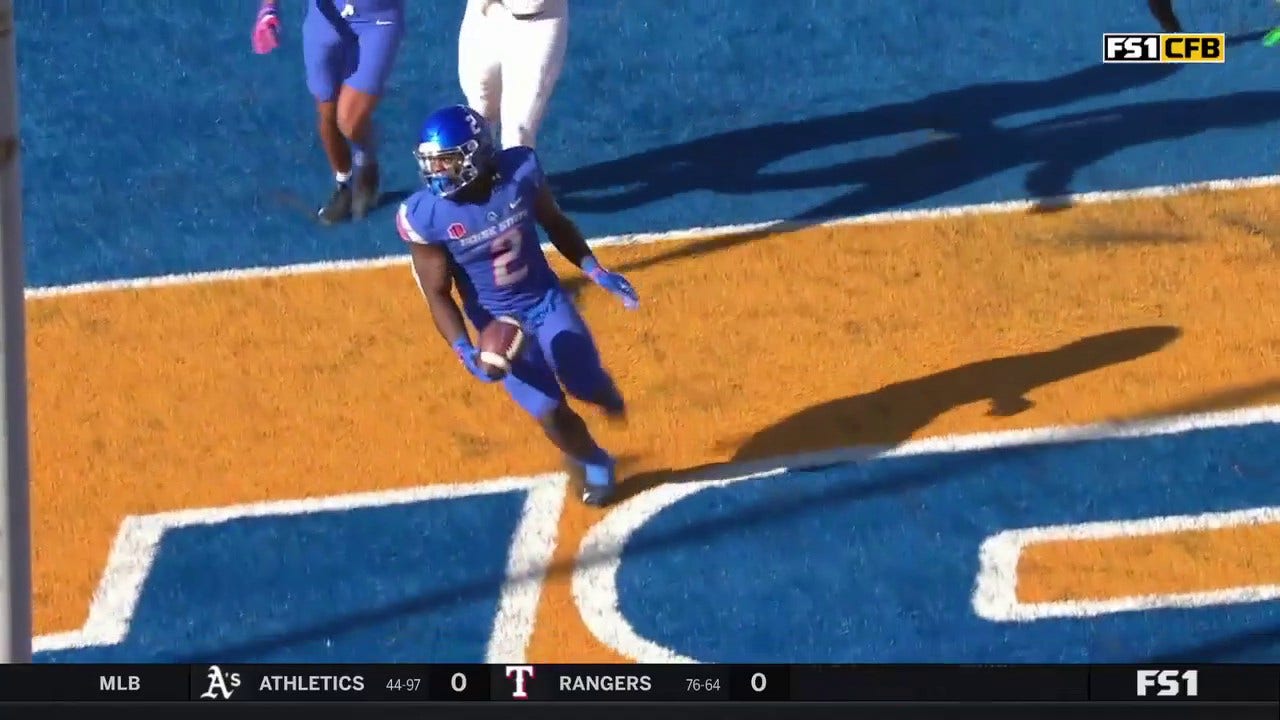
491, 228, 529, 286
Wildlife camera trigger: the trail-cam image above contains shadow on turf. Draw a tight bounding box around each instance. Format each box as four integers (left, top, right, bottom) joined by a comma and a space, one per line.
267, 188, 413, 224
614, 372, 1280, 508
555, 30, 1269, 290
156, 328, 1280, 663
1152, 623, 1280, 663
163, 317, 1157, 663
615, 325, 1183, 502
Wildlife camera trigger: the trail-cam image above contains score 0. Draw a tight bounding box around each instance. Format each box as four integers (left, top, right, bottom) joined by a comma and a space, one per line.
431, 666, 490, 701
734, 666, 789, 701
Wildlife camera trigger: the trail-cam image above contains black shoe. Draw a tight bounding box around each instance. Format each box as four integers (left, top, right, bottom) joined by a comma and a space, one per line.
317, 183, 353, 226
352, 162, 380, 220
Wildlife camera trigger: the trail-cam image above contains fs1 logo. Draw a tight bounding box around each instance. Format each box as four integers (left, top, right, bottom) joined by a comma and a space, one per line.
1103, 34, 1225, 63
1136, 669, 1199, 698
505, 665, 536, 700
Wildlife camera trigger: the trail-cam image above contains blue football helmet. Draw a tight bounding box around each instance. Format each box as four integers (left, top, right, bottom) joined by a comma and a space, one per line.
415, 105, 497, 197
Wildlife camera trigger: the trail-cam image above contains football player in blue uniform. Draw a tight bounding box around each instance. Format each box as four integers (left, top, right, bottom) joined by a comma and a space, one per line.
397, 105, 639, 507
253, 0, 405, 224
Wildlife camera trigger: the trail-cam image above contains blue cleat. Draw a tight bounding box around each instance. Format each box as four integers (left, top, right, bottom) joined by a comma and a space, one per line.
579, 457, 617, 507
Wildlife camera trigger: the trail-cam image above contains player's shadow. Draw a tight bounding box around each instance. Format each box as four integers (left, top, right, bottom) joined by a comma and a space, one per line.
1152, 623, 1280, 662
553, 59, 1174, 211
554, 31, 1268, 285
160, 328, 1280, 664
154, 338, 1280, 663
615, 325, 1183, 502
268, 188, 412, 224
374, 189, 413, 212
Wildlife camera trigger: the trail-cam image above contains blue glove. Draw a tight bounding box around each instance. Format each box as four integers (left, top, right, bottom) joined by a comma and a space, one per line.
452, 338, 500, 383
582, 256, 639, 309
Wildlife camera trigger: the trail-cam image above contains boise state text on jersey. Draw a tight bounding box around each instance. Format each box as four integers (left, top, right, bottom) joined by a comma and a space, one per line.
396, 147, 563, 319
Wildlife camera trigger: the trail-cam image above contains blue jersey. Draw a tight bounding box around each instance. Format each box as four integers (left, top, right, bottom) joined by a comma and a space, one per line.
398, 147, 562, 317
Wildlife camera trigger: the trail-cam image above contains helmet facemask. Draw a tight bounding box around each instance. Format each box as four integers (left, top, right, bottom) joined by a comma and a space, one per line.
416, 138, 484, 197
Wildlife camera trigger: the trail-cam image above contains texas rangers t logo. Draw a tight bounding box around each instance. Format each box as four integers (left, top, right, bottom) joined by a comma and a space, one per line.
505, 665, 535, 699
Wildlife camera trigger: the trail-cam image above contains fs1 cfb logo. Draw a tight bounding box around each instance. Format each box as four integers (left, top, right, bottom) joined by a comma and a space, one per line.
1103, 34, 1225, 63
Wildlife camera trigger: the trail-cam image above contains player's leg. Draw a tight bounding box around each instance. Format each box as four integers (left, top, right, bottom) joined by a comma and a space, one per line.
496, 0, 568, 149
501, 340, 618, 507
337, 19, 405, 219
535, 292, 625, 417
302, 6, 356, 224
458, 0, 504, 139
522, 291, 625, 505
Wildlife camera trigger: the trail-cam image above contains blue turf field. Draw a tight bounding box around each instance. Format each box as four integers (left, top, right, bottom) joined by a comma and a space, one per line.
22, 1, 1280, 664
33, 419, 1280, 663
614, 423, 1280, 663
17, 1, 1280, 287
37, 490, 530, 663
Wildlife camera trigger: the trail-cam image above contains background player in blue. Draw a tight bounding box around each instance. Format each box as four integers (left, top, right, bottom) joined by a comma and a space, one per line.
252, 0, 405, 224
397, 105, 640, 507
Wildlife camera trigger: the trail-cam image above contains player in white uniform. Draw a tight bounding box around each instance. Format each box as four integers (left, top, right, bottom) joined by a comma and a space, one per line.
457, 0, 568, 150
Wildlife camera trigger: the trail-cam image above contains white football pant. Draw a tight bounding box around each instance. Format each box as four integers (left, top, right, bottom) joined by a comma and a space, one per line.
458, 0, 568, 150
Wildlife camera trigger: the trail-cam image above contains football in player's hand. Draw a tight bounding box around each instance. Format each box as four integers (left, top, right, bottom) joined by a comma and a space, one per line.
477, 316, 526, 379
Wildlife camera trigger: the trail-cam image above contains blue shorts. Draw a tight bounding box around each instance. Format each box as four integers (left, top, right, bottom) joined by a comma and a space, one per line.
302, 1, 404, 102
467, 290, 620, 420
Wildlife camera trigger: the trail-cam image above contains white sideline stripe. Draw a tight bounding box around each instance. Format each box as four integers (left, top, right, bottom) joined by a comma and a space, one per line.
33, 473, 570, 662
486, 477, 568, 663
25, 173, 1280, 300
973, 505, 1280, 623
571, 404, 1280, 662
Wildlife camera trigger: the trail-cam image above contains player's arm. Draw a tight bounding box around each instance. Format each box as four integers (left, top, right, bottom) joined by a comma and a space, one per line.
408, 242, 469, 347
252, 0, 282, 54
399, 200, 499, 381
532, 182, 593, 267
533, 184, 639, 308
399, 200, 469, 347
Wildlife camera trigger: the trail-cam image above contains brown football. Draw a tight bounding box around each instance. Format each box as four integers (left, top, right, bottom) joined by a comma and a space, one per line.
476, 316, 526, 379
